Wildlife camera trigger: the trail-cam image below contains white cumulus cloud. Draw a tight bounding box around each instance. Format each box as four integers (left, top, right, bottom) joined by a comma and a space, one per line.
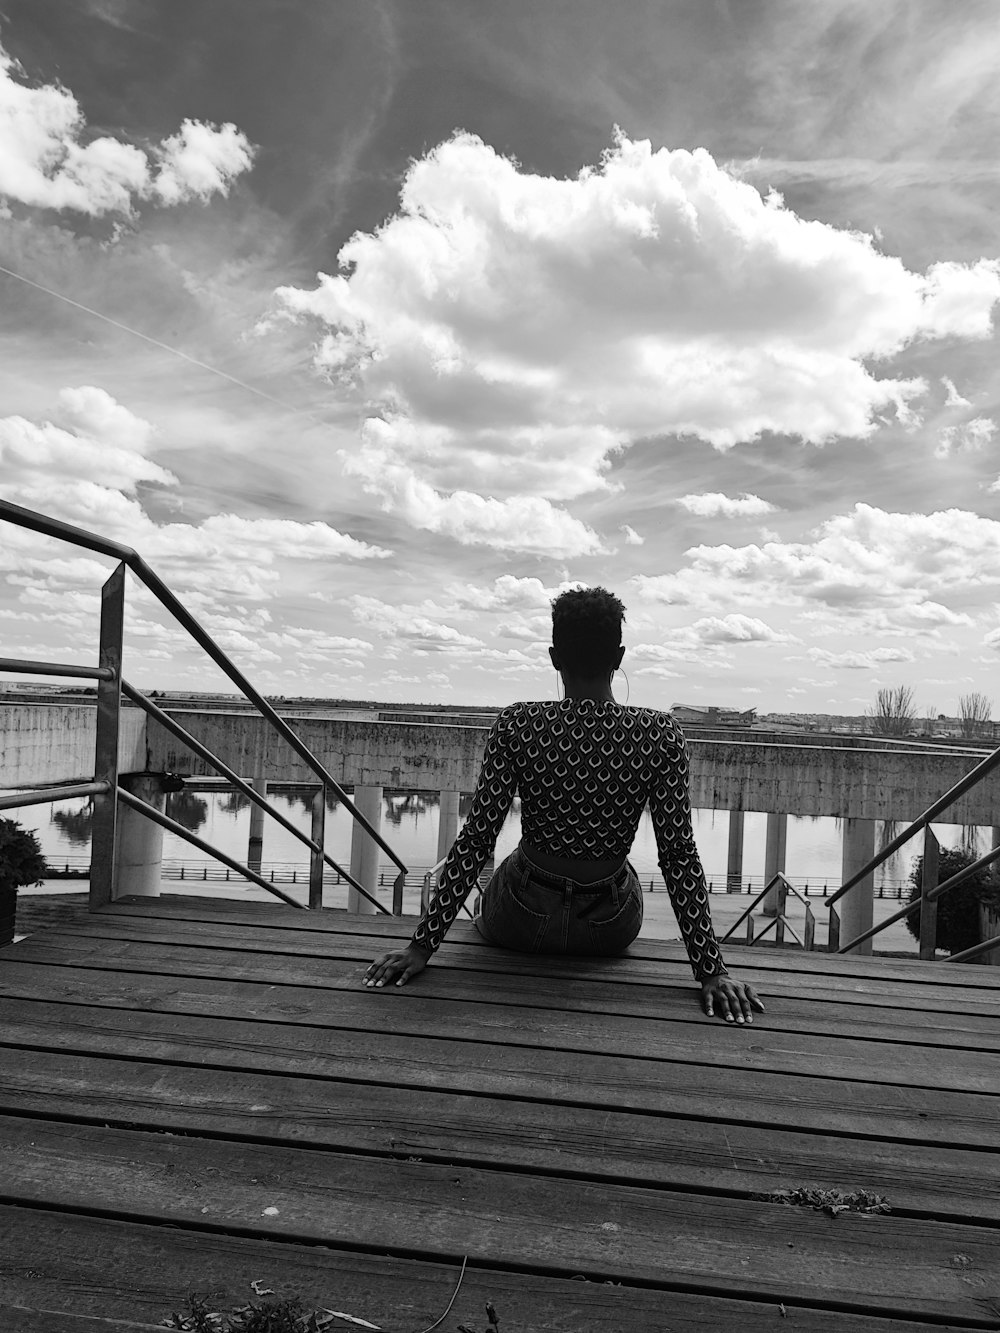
941, 377, 971, 408
808, 646, 915, 669
272, 129, 1000, 553
691, 614, 789, 643
349, 594, 484, 650
0, 42, 254, 216
634, 504, 1000, 612
151, 119, 255, 206
935, 416, 996, 459
1, 391, 393, 623
675, 492, 777, 518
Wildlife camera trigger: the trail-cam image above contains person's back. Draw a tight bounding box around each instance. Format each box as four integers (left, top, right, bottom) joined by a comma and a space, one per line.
364, 585, 763, 1026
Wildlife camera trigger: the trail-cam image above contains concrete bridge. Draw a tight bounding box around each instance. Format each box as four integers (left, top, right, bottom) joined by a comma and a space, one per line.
5, 701, 999, 953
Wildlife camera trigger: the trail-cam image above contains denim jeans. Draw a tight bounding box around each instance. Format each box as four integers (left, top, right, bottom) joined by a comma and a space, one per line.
474, 843, 643, 955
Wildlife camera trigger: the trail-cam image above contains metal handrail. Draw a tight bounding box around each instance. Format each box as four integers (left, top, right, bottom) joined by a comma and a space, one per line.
116, 787, 303, 909
0, 497, 407, 894
0, 497, 408, 908
0, 657, 113, 681
120, 679, 389, 914
0, 781, 110, 812
826, 740, 1000, 907
719, 872, 816, 951
836, 838, 1000, 956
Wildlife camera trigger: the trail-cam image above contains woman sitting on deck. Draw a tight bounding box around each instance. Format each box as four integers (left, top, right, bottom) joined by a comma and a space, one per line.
364, 587, 764, 1024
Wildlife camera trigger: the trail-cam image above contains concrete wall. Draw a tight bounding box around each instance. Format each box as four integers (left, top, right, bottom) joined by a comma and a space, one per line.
0, 703, 147, 788
4, 703, 999, 825
142, 709, 1000, 825
146, 711, 489, 793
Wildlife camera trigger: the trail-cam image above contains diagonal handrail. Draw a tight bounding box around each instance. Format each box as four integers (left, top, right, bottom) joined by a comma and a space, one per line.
826, 740, 1000, 908
121, 679, 389, 914
836, 838, 1000, 955
720, 871, 816, 950
0, 497, 408, 899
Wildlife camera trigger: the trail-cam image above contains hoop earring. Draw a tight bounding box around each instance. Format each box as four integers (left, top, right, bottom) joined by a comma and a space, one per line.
617, 668, 630, 704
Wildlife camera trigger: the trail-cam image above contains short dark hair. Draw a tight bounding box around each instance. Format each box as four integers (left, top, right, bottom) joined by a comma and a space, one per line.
551, 586, 626, 677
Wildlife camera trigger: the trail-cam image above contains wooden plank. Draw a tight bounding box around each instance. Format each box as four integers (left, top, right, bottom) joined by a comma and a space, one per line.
0, 1309, 164, 1333
7, 893, 92, 941
2, 1045, 997, 1223
3, 995, 996, 1149
104, 895, 1000, 989
70, 914, 1000, 1015
3, 942, 999, 1091
22, 960, 1000, 1053
2, 1205, 979, 1333
1, 1117, 997, 1322
78, 917, 1000, 1007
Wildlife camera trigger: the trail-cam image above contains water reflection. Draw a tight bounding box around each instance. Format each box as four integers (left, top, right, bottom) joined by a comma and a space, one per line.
165, 790, 209, 832
50, 802, 93, 846
385, 791, 439, 827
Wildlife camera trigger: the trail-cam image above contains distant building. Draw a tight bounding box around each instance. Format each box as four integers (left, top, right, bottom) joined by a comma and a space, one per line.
670, 703, 757, 728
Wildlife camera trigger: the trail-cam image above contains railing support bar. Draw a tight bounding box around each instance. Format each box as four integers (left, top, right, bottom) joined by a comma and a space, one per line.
0, 657, 114, 680
116, 788, 305, 909
128, 552, 407, 879
122, 681, 360, 891
827, 740, 1000, 907
309, 787, 325, 910
945, 931, 1000, 965
0, 781, 110, 812
0, 499, 408, 888
919, 828, 939, 961
90, 563, 125, 909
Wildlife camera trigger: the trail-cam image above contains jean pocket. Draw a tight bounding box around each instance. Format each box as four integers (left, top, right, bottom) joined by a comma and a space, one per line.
496, 876, 551, 952
587, 888, 643, 954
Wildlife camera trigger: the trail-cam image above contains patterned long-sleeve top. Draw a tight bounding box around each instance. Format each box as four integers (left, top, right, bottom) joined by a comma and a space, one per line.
411, 698, 728, 982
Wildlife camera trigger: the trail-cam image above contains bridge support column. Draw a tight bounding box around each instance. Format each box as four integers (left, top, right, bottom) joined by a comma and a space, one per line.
436, 788, 461, 864
726, 810, 745, 893
839, 817, 876, 956
348, 784, 383, 914
113, 773, 166, 899
247, 774, 267, 872
761, 812, 788, 914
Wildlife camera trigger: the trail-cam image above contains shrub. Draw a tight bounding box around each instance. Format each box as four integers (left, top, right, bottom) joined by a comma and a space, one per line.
905, 844, 1000, 954
0, 818, 47, 892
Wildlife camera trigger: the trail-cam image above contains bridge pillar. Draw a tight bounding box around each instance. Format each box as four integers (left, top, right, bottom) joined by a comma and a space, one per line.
436, 788, 461, 864
839, 817, 876, 955
247, 774, 267, 872
726, 810, 745, 893
761, 812, 788, 914
113, 773, 166, 898
348, 784, 383, 914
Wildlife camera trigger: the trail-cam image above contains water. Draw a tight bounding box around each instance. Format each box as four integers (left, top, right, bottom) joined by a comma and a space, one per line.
18, 786, 987, 895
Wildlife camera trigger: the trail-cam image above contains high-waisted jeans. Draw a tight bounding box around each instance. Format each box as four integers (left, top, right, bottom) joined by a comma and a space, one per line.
473, 843, 643, 955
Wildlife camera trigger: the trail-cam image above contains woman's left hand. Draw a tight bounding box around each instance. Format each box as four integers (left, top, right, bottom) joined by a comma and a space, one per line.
700, 974, 765, 1024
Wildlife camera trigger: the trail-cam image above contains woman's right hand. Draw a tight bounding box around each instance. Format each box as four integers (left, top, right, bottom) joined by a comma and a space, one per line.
363, 944, 430, 988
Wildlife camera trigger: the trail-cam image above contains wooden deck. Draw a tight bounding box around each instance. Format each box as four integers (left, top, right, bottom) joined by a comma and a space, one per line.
1, 895, 999, 1332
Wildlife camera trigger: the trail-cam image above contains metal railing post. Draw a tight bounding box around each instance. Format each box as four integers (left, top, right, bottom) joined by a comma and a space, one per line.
309, 786, 326, 910
827, 904, 840, 953
90, 562, 125, 908
919, 827, 939, 961
774, 877, 787, 946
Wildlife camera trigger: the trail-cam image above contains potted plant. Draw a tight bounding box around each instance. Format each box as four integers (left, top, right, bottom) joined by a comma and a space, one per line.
905, 844, 1000, 958
0, 817, 47, 947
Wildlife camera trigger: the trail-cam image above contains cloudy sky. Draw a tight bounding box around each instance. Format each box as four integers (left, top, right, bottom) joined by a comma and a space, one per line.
2, 0, 999, 714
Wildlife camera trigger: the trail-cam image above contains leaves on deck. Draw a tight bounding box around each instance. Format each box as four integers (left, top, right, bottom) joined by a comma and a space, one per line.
755, 1186, 891, 1217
